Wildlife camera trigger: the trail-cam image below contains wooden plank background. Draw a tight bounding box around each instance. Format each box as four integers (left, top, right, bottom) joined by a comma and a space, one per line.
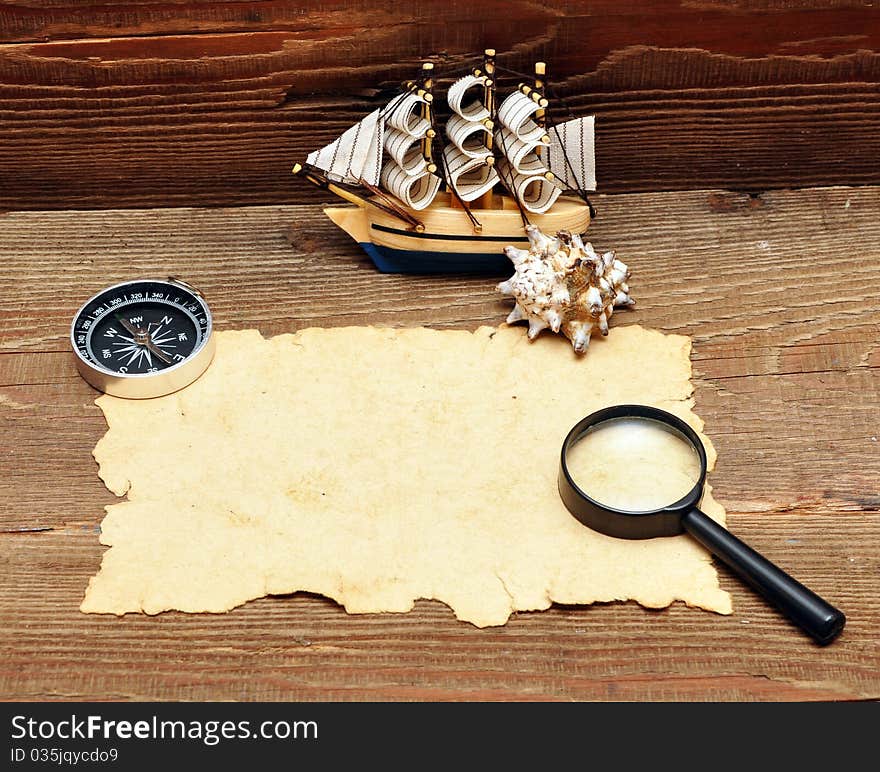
1, 1, 880, 209
1, 186, 878, 700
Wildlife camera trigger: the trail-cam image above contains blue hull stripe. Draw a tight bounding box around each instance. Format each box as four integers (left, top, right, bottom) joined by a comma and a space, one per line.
359, 242, 511, 275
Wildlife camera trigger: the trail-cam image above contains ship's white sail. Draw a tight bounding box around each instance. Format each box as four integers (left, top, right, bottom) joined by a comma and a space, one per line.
442, 145, 498, 202
443, 73, 498, 202
385, 92, 432, 137
547, 116, 596, 192
496, 91, 546, 144
384, 128, 429, 176
381, 162, 441, 210
447, 74, 491, 122
494, 126, 548, 174
308, 92, 440, 209
493, 90, 563, 213
446, 114, 493, 161
306, 108, 384, 186
378, 91, 441, 209
495, 158, 561, 214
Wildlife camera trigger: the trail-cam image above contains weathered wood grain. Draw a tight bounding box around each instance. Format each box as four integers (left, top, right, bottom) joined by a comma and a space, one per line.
1, 520, 877, 701
0, 186, 878, 700
1, 1, 880, 208
3, 1, 876, 50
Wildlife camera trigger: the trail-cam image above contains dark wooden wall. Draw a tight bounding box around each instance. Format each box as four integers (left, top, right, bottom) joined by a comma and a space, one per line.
1, 1, 879, 210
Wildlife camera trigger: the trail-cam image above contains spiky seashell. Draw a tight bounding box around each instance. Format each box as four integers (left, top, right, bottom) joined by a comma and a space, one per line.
497, 225, 634, 354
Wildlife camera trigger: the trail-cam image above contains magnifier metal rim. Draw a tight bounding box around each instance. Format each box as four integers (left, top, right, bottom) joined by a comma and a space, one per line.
558, 404, 709, 539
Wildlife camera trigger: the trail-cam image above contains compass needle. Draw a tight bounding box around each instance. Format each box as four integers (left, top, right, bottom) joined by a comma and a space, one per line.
144, 338, 173, 365
115, 315, 144, 338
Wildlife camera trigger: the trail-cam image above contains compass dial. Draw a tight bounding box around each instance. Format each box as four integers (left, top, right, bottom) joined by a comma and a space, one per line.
71, 278, 215, 398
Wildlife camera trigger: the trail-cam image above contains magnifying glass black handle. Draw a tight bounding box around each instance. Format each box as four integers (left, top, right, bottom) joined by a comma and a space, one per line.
682, 508, 845, 645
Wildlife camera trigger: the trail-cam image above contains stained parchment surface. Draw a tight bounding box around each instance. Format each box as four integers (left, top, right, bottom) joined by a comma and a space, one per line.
82, 325, 732, 626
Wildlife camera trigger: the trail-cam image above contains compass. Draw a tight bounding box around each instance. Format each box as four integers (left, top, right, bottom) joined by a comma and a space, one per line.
71, 278, 215, 398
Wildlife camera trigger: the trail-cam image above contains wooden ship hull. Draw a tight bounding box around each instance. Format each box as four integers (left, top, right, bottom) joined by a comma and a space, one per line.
325, 193, 591, 274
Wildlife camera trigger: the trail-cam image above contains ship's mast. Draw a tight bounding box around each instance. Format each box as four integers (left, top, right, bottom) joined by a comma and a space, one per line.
429, 59, 483, 231
514, 69, 551, 148
534, 61, 546, 133
517, 61, 555, 185
420, 62, 438, 175
473, 48, 497, 210
482, 49, 496, 158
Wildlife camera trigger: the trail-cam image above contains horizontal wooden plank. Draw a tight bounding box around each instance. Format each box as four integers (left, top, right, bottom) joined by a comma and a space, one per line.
1, 186, 878, 700
1, 1, 875, 47
0, 518, 877, 701
1, 1, 879, 207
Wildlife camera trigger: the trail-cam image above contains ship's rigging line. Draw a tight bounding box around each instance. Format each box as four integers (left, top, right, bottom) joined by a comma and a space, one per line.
436, 64, 532, 229
493, 64, 595, 217
449, 63, 595, 219
431, 112, 483, 232
430, 66, 532, 232
358, 90, 427, 228
303, 167, 421, 225
300, 89, 423, 228
493, 126, 533, 230
314, 62, 592, 229
374, 70, 531, 231
358, 178, 423, 229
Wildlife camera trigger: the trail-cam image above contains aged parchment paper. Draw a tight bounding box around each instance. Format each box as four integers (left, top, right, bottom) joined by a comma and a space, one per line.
81, 325, 732, 626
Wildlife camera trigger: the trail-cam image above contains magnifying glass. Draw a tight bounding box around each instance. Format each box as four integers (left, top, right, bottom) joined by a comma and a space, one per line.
558, 405, 845, 645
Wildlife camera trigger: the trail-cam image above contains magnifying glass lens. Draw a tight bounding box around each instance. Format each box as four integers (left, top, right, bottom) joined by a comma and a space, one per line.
565, 416, 702, 512
559, 405, 845, 644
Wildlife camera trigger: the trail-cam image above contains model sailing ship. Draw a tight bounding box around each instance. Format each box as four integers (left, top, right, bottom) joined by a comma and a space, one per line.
292, 50, 596, 274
